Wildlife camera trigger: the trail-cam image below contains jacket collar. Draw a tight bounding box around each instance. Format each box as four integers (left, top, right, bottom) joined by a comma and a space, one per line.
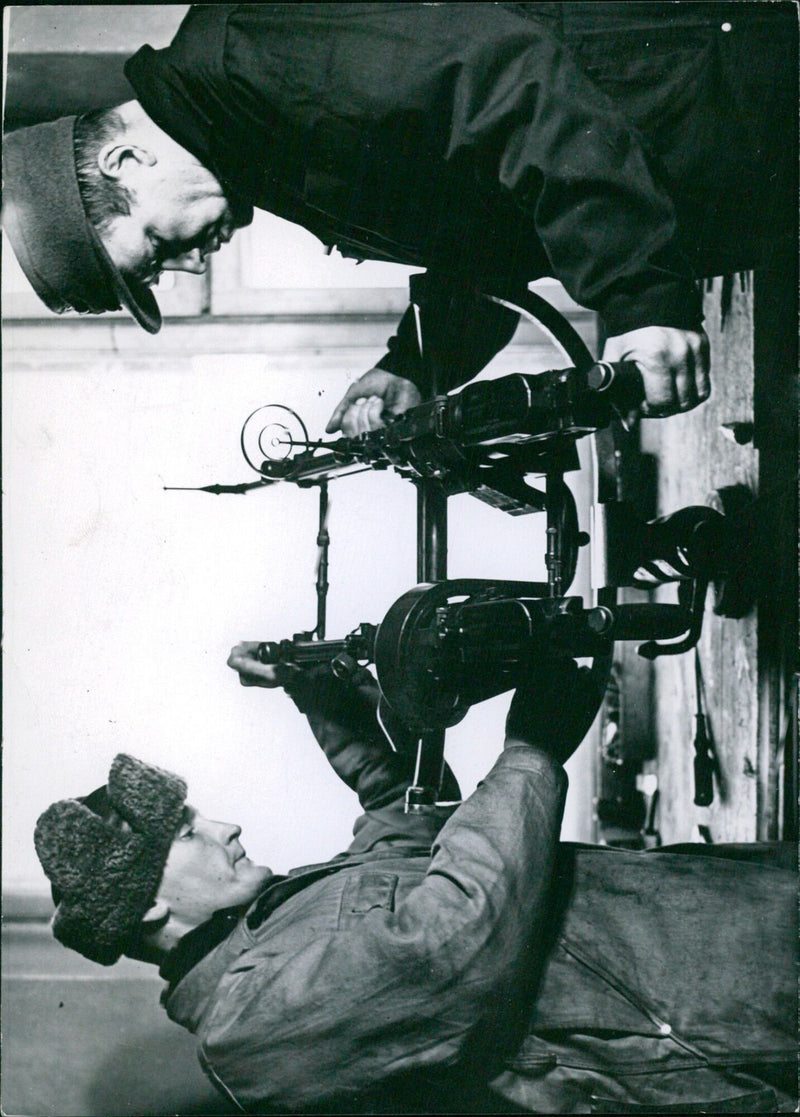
162, 849, 434, 1030
160, 906, 246, 990
159, 865, 338, 997
161, 865, 353, 1033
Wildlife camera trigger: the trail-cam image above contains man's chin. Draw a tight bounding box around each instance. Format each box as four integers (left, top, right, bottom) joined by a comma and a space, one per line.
245, 863, 274, 893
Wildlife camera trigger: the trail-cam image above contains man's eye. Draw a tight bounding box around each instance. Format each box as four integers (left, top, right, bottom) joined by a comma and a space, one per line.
179, 826, 195, 841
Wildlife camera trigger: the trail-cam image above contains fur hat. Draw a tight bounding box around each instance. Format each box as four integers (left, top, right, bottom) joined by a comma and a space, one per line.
34, 754, 187, 965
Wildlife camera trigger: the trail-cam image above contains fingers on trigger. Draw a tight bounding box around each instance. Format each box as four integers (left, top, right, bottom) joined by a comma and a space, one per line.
339, 399, 363, 437
365, 395, 384, 430
350, 395, 384, 434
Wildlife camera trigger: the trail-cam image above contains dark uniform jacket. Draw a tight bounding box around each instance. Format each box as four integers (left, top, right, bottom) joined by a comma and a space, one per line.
124, 3, 797, 393
159, 670, 797, 1114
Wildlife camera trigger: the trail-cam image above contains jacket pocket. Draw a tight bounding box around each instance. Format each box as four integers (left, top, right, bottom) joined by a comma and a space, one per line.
337, 871, 399, 928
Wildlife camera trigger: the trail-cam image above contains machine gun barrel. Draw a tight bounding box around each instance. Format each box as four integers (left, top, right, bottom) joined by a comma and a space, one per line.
252, 362, 644, 492
444, 597, 692, 669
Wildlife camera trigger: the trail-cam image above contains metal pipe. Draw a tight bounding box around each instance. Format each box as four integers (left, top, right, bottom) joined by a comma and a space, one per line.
408, 279, 448, 807
545, 469, 564, 598
406, 729, 447, 813
417, 479, 448, 583
315, 482, 329, 639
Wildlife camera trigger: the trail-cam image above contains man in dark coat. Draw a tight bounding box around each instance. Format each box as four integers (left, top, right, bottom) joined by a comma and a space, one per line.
34, 650, 797, 1114
4, 3, 797, 433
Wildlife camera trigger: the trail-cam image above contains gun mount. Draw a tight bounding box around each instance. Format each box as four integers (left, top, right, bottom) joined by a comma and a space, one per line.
255, 497, 737, 734
174, 285, 748, 812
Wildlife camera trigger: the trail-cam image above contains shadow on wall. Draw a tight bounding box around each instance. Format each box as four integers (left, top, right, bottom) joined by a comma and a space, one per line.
90, 1033, 240, 1116
2, 926, 237, 1117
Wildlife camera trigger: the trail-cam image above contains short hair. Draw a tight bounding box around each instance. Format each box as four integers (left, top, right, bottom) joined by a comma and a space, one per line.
73, 107, 133, 234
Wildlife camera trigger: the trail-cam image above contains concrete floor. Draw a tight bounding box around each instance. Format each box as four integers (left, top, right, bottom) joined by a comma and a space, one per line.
2, 922, 239, 1117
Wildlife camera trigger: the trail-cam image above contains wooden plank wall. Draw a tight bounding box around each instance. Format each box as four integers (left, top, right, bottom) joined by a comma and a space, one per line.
635, 268, 797, 845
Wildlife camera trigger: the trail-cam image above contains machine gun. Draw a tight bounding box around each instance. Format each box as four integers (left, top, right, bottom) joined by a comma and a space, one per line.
241, 358, 643, 523
247, 368, 737, 721
172, 285, 746, 812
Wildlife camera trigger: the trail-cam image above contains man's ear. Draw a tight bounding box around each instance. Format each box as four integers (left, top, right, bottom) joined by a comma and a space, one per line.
141, 898, 170, 926
97, 142, 157, 181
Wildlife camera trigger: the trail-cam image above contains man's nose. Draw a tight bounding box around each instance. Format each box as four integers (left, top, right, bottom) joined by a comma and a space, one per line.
221, 821, 242, 844
161, 248, 207, 274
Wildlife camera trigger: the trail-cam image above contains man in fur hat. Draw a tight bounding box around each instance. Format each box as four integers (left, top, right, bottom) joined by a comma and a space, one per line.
35, 651, 797, 1114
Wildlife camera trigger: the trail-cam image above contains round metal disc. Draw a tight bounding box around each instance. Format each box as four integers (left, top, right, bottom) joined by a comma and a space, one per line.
241, 405, 309, 474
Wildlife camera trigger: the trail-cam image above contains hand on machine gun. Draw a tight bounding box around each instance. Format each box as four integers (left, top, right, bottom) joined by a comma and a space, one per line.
227, 641, 301, 688
323, 326, 711, 438
505, 657, 604, 766
252, 359, 647, 508
601, 326, 710, 419
228, 626, 378, 689
326, 369, 422, 437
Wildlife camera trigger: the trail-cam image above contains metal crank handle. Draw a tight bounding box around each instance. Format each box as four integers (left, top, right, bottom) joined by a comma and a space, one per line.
257, 638, 347, 666
256, 625, 377, 680
257, 638, 356, 681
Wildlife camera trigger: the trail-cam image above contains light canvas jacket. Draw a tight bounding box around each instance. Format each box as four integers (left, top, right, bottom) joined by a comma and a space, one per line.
161, 671, 797, 1113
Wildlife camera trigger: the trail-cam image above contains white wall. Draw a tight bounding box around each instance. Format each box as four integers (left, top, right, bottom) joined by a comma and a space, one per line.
3, 302, 598, 896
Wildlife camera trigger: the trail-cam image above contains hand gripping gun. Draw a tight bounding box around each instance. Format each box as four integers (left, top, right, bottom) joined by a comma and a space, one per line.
175, 285, 744, 811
